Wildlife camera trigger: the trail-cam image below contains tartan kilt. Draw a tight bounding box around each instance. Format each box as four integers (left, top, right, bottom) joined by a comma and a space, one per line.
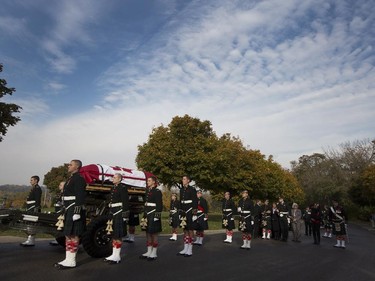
144, 213, 162, 234
62, 207, 86, 236
222, 215, 235, 230
262, 217, 272, 230
194, 214, 208, 231
238, 215, 253, 233
169, 213, 179, 228
179, 210, 194, 230
332, 221, 346, 235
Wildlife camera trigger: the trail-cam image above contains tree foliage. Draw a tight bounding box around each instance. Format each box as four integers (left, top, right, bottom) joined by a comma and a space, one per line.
43, 164, 69, 195
291, 139, 375, 206
137, 115, 303, 203
0, 63, 22, 142
349, 165, 375, 207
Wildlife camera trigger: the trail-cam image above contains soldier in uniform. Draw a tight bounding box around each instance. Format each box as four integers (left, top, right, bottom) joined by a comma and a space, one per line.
322, 205, 332, 238
104, 173, 129, 264
271, 202, 280, 240
277, 196, 290, 242
178, 175, 198, 257
238, 190, 254, 249
329, 199, 347, 249
193, 189, 208, 245
310, 203, 322, 245
253, 199, 262, 239
54, 160, 86, 269
20, 175, 42, 247
261, 199, 272, 239
169, 193, 180, 241
222, 191, 236, 243
140, 176, 162, 260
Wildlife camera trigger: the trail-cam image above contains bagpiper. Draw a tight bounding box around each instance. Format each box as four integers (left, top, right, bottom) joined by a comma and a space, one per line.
103, 173, 130, 264
222, 191, 236, 243
178, 175, 198, 257
193, 189, 208, 245
329, 199, 348, 249
238, 190, 254, 249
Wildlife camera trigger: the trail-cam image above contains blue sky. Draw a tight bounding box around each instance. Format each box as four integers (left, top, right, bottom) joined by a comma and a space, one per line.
0, 0, 374, 185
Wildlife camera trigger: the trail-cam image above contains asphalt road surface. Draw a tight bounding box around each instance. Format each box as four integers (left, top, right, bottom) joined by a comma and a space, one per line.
1, 224, 374, 281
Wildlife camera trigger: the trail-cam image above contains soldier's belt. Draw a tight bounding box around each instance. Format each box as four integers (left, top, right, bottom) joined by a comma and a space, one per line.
109, 202, 122, 207
147, 209, 156, 215
241, 214, 252, 219
26, 205, 36, 211
26, 200, 36, 204
185, 207, 193, 213
145, 202, 156, 207
280, 212, 289, 215
65, 202, 75, 211
197, 210, 203, 213
181, 200, 192, 204
241, 211, 251, 214
62, 196, 76, 201
223, 209, 232, 211
113, 209, 123, 216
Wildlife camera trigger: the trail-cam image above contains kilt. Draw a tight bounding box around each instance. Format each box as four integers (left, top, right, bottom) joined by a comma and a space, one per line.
332, 221, 346, 235
169, 212, 179, 228
194, 212, 208, 231
128, 212, 140, 226
262, 217, 272, 230
179, 210, 194, 230
143, 212, 162, 234
222, 213, 235, 230
238, 214, 253, 233
108, 206, 128, 239
62, 206, 86, 236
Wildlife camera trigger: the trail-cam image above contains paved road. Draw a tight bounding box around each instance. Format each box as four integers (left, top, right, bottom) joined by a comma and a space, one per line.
1, 224, 374, 281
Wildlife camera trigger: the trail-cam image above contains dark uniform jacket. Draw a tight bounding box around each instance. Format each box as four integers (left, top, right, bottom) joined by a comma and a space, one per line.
169, 199, 180, 228
143, 187, 163, 234
329, 205, 347, 235
26, 185, 42, 212
179, 185, 198, 230
108, 183, 129, 239
62, 172, 86, 236
194, 197, 208, 231
238, 197, 254, 232
222, 198, 236, 230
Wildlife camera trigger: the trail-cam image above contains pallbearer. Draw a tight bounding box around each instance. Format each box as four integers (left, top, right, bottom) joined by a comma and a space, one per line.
222, 191, 236, 243
169, 193, 180, 241
193, 189, 208, 245
238, 190, 254, 249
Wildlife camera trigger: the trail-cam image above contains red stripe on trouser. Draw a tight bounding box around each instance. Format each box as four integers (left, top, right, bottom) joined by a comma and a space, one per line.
113, 240, 122, 249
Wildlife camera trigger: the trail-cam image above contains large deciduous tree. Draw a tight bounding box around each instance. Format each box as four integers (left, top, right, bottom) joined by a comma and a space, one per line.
0, 64, 22, 142
137, 115, 303, 202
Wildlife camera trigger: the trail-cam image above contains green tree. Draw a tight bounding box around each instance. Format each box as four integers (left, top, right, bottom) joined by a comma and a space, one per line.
137, 115, 304, 203
43, 164, 69, 195
0, 64, 22, 142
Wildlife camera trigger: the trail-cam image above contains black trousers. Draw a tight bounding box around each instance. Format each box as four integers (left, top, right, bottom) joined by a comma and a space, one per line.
279, 218, 289, 241
312, 223, 320, 244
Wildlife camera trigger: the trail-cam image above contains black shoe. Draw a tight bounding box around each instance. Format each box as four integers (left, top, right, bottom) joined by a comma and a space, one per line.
139, 255, 148, 259
147, 257, 157, 261
106, 260, 121, 264
20, 243, 35, 247
184, 254, 192, 257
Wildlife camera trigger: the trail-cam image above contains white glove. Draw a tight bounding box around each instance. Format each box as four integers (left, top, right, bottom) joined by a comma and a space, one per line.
72, 214, 81, 221
237, 207, 242, 212
251, 221, 254, 225
153, 218, 159, 221
192, 215, 197, 221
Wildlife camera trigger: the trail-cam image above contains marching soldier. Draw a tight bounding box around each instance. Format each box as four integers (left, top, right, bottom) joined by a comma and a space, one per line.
277, 196, 290, 242
238, 190, 254, 249
54, 160, 86, 269
261, 199, 272, 239
222, 191, 236, 243
140, 176, 163, 260
178, 175, 198, 257
169, 193, 180, 241
329, 199, 348, 249
104, 173, 129, 264
193, 189, 208, 245
20, 175, 42, 247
